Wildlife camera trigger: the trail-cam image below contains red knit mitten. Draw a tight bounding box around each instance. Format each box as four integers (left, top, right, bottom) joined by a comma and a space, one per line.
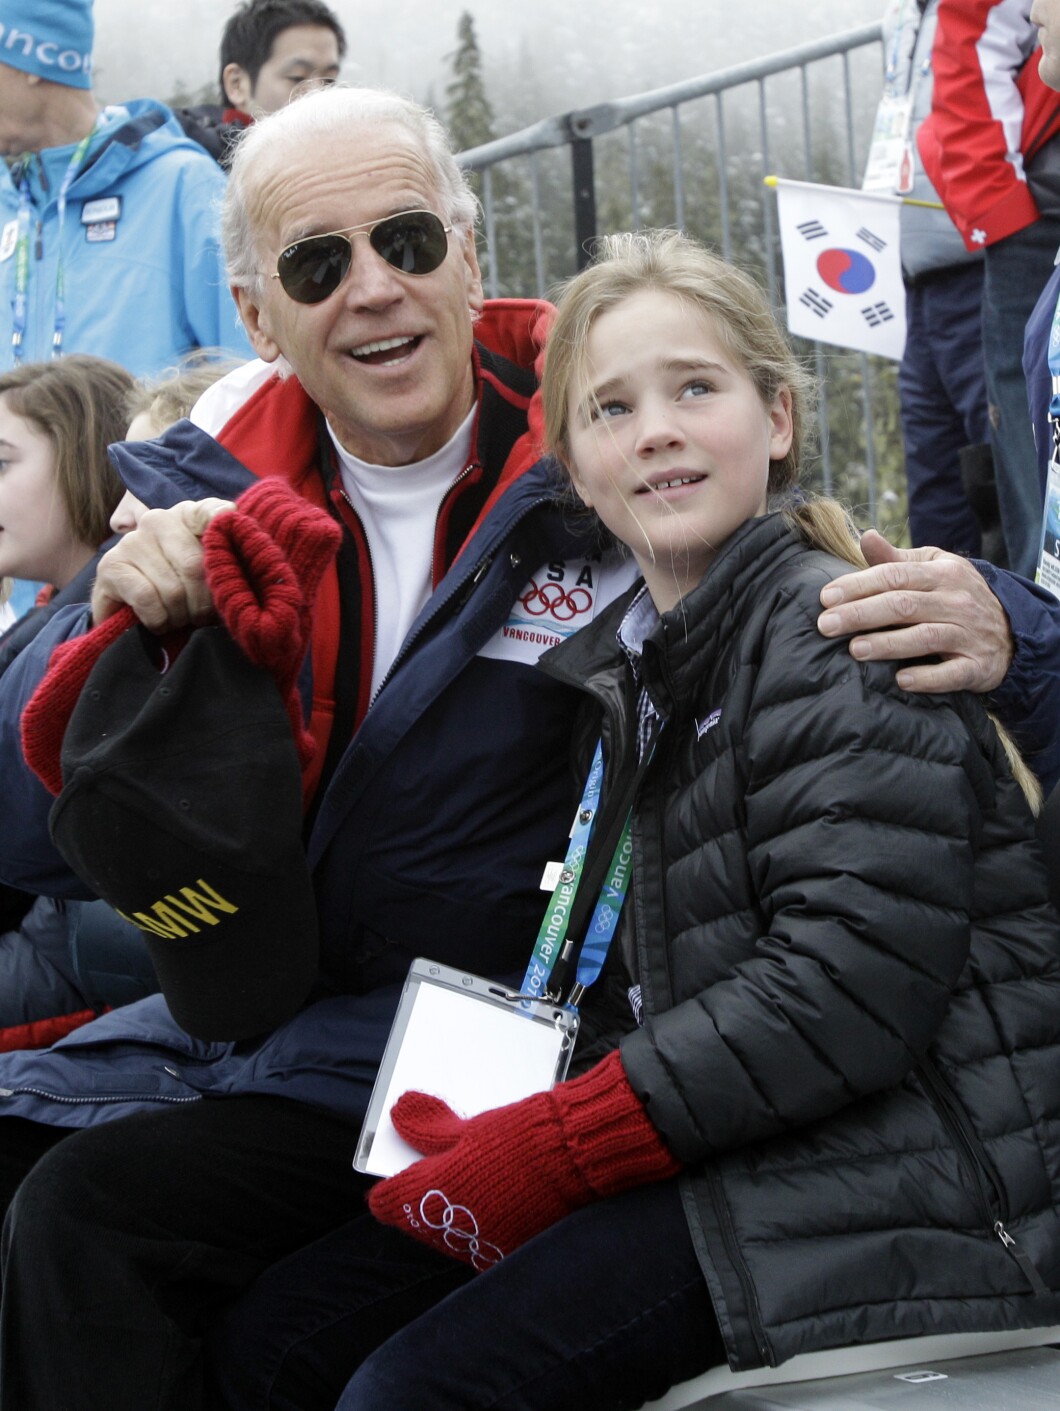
367, 1049, 681, 1271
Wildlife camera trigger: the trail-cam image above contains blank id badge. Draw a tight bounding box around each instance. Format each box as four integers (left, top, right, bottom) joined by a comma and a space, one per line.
353, 959, 579, 1177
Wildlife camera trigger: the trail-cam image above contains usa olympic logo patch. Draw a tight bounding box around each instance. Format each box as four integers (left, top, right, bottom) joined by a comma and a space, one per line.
478, 552, 639, 668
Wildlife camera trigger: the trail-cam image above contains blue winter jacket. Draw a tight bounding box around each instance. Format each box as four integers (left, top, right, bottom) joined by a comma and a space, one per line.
0, 99, 250, 375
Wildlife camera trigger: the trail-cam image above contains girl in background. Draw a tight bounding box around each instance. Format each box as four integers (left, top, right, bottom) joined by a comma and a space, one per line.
0, 355, 132, 616
351, 230, 1060, 1409
0, 354, 238, 1049
109, 353, 246, 534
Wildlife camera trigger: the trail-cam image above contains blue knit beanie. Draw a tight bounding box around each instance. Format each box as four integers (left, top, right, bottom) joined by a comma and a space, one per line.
0, 0, 94, 90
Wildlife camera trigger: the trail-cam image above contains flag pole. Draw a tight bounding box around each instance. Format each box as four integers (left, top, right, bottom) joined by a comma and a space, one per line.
763, 175, 943, 211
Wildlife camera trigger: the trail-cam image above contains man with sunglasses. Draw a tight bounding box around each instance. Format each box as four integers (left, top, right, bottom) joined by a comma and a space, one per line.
0, 84, 638, 1411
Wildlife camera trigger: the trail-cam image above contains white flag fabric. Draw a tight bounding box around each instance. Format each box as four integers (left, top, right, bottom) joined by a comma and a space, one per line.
772, 178, 906, 361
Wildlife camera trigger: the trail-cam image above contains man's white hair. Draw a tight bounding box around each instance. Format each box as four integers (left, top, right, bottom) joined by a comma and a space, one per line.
223, 84, 481, 296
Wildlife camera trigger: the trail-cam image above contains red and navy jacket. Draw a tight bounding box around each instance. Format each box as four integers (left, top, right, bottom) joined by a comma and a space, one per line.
918, 0, 1060, 249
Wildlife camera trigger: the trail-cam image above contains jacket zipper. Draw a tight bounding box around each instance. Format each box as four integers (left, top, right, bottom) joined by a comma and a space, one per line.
0, 1085, 200, 1106
917, 1057, 1050, 1297
548, 617, 775, 1359
337, 489, 377, 709
707, 1168, 774, 1366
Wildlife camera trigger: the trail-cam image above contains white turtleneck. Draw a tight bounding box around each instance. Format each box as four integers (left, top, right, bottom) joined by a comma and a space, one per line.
328, 406, 476, 701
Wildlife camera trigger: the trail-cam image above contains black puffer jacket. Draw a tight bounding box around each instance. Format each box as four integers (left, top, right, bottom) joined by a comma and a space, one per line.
539, 513, 1060, 1371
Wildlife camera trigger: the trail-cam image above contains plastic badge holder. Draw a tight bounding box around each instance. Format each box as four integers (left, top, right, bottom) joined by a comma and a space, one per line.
354, 958, 579, 1177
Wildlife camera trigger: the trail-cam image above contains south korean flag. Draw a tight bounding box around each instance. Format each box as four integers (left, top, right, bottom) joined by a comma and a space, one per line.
772, 178, 906, 361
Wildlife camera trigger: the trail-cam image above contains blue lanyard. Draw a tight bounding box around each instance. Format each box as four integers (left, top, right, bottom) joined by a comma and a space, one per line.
10, 128, 95, 364
567, 817, 633, 1009
11, 173, 31, 363
520, 741, 636, 1011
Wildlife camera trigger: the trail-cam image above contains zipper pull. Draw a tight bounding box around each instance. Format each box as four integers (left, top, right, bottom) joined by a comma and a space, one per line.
34, 219, 42, 260
456, 552, 494, 607
995, 1221, 1050, 1297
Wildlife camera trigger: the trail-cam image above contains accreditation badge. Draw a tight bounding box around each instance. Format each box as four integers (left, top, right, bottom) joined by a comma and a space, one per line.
1036, 442, 1060, 602
862, 93, 914, 194
478, 549, 639, 667
0, 220, 17, 263
354, 959, 577, 1177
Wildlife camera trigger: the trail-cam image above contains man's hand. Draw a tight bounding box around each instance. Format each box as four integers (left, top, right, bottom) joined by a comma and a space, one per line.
816, 529, 1014, 694
91, 498, 235, 632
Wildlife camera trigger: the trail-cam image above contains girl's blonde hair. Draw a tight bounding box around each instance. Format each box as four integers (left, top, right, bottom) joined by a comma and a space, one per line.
541, 229, 1041, 812
0, 355, 134, 548
125, 351, 247, 437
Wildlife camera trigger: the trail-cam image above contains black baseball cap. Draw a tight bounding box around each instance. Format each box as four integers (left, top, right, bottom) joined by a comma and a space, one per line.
48, 621, 319, 1041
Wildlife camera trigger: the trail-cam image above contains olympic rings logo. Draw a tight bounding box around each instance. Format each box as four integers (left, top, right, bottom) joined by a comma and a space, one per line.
402, 1190, 505, 1271
519, 578, 593, 621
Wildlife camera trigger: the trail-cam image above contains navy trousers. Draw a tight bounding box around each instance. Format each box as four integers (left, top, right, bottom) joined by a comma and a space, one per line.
0, 1100, 721, 1410
209, 1177, 723, 1411
899, 262, 990, 556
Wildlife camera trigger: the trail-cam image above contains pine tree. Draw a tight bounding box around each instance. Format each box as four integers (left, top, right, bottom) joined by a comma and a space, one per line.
445, 11, 536, 298
446, 12, 495, 154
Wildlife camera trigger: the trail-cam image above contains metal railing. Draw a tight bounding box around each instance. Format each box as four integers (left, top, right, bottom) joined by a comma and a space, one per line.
456, 23, 894, 521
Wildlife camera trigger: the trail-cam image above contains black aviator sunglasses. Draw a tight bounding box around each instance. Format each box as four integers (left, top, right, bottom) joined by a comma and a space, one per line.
271, 209, 453, 305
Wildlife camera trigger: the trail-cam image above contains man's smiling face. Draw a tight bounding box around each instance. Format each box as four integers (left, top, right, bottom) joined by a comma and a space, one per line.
236, 122, 484, 466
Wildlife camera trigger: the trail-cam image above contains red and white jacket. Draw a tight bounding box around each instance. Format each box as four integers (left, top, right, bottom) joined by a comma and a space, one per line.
917, 0, 1060, 249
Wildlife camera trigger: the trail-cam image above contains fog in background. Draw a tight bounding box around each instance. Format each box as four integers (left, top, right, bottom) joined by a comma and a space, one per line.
93, 0, 882, 128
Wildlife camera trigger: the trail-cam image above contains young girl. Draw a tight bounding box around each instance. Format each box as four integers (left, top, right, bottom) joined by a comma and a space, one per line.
345, 230, 1060, 1408
110, 351, 246, 534
0, 355, 133, 607
0, 352, 248, 1050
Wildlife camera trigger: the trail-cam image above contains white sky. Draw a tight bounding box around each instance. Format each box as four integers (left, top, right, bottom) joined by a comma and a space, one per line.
92, 0, 883, 120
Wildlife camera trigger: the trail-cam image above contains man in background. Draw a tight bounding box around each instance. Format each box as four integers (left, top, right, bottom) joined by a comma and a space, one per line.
0, 0, 248, 376
918, 0, 1060, 578
865, 0, 998, 562
176, 0, 346, 165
